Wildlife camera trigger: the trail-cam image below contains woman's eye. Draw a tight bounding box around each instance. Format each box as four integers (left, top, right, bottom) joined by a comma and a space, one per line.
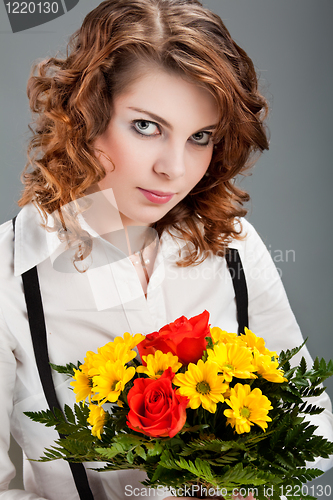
132, 120, 160, 137
191, 131, 212, 146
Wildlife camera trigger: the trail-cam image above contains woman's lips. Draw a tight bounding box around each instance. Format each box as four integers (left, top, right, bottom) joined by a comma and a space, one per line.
138, 188, 175, 204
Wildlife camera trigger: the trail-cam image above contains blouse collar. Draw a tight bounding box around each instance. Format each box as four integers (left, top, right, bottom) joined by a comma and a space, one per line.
13, 200, 188, 277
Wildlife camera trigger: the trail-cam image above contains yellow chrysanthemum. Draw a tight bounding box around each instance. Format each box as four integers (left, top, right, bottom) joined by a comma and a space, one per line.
70, 368, 93, 403
210, 327, 245, 347
222, 385, 232, 400
99, 342, 137, 365
87, 404, 106, 440
173, 360, 228, 413
80, 351, 98, 376
91, 359, 135, 404
253, 348, 287, 383
224, 383, 273, 434
113, 331, 145, 350
240, 328, 277, 357
89, 342, 137, 377
137, 350, 182, 379
207, 343, 257, 382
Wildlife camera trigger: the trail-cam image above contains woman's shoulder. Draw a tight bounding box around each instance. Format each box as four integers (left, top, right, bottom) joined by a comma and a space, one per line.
0, 203, 48, 276
0, 217, 15, 258
231, 216, 255, 238
0, 219, 13, 237
229, 217, 267, 254
228, 217, 282, 288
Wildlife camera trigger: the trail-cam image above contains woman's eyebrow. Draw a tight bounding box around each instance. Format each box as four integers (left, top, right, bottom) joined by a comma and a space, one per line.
128, 107, 173, 129
128, 107, 217, 132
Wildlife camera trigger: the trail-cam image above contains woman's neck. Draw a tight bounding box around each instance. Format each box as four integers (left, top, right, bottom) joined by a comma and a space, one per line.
82, 187, 152, 254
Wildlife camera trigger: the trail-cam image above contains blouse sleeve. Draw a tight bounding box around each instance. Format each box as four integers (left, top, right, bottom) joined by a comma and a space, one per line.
235, 219, 333, 472
0, 306, 47, 500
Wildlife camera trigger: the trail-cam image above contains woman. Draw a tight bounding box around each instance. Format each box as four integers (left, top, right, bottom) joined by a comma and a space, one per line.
0, 0, 332, 499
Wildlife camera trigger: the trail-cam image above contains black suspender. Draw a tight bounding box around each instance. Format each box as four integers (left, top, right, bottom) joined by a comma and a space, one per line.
225, 248, 249, 334
12, 217, 94, 500
12, 215, 248, 498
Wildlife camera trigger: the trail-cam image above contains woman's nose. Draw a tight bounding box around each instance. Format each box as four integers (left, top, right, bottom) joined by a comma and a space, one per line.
153, 142, 186, 180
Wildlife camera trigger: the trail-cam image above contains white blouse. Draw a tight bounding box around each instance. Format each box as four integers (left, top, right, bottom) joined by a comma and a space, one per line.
0, 201, 332, 500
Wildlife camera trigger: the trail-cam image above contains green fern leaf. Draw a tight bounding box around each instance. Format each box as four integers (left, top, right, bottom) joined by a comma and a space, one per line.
297, 357, 307, 376
74, 403, 89, 426
24, 409, 60, 427
176, 456, 214, 483
180, 437, 248, 456
49, 361, 81, 377
64, 405, 76, 424
278, 341, 307, 369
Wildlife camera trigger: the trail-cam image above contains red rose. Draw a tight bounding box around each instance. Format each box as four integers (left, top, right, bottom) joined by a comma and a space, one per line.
127, 367, 188, 438
138, 310, 211, 365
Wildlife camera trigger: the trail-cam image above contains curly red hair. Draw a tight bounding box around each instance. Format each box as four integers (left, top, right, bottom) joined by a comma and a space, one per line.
19, 0, 269, 265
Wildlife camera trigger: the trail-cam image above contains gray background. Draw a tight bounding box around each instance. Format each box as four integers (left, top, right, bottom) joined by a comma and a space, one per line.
1, 0, 332, 493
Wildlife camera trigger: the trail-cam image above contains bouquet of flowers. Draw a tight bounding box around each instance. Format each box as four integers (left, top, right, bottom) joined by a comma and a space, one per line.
26, 311, 333, 500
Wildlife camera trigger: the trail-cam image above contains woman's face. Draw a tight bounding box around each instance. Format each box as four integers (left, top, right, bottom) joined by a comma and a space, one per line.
93, 68, 219, 227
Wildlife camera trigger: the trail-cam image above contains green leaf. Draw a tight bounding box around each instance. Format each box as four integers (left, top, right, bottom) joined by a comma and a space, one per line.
147, 441, 163, 457
135, 445, 147, 460
95, 443, 125, 460
49, 361, 81, 377
205, 336, 214, 350
278, 340, 307, 369
180, 424, 209, 434
176, 456, 215, 484
74, 403, 89, 426
24, 409, 61, 427
158, 450, 183, 471
64, 405, 76, 425
297, 357, 307, 375
126, 449, 134, 464
217, 462, 275, 488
